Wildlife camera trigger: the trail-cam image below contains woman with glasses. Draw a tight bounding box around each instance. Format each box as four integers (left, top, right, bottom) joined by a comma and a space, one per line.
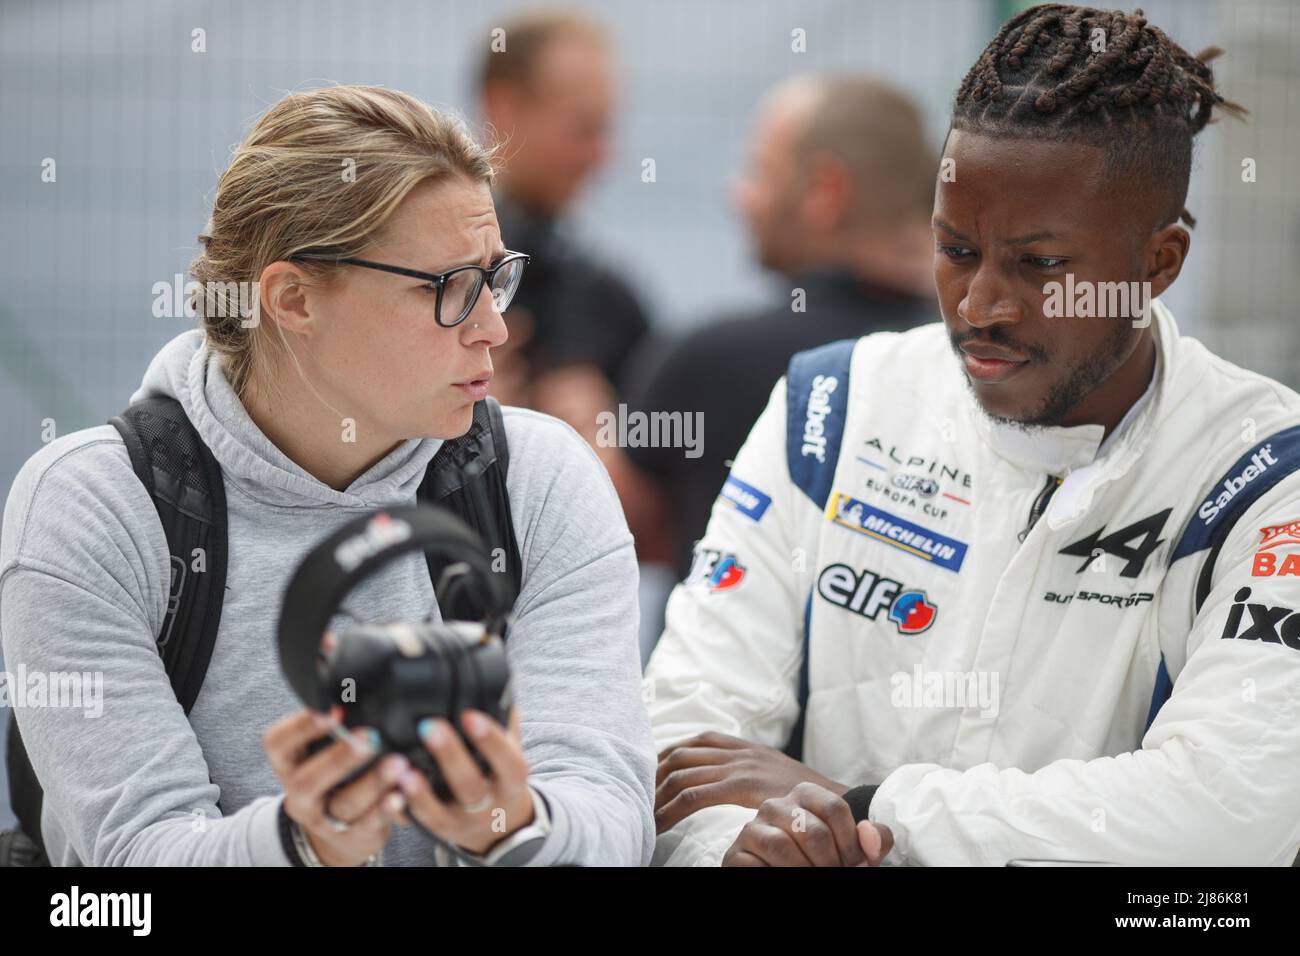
0, 86, 654, 866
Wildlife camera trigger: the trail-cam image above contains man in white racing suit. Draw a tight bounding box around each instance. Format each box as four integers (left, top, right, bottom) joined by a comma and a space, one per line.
645, 5, 1300, 866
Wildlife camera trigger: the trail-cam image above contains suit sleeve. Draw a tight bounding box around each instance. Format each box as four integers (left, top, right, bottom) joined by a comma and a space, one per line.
643, 377, 810, 864
867, 486, 1300, 866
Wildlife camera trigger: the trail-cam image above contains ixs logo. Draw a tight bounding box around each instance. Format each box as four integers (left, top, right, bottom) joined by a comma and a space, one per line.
826, 493, 968, 572
1220, 587, 1300, 650
1059, 508, 1171, 578
817, 564, 937, 634
1197, 444, 1279, 523
801, 375, 838, 462
334, 512, 412, 572
685, 548, 746, 593
718, 475, 771, 523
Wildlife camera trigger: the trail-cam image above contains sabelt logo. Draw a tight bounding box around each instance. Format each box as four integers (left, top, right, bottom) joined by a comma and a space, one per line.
801, 375, 838, 462
1198, 444, 1279, 523
334, 512, 412, 572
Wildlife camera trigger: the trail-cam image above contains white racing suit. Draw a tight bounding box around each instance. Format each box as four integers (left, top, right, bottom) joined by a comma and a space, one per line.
645, 300, 1300, 866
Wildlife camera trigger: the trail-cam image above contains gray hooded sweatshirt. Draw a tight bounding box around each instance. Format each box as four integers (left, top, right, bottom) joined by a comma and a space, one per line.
0, 330, 654, 866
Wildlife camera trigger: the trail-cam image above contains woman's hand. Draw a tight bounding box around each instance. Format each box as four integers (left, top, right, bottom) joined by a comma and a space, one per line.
400, 707, 534, 857
264, 706, 409, 866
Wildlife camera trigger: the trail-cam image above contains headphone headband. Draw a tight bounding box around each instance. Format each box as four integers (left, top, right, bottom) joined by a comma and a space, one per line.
277, 504, 515, 710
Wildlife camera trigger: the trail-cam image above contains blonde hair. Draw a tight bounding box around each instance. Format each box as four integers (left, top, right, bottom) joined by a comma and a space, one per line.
189, 85, 497, 399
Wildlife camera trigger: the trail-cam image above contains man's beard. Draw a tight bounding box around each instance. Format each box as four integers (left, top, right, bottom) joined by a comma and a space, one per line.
956, 322, 1134, 430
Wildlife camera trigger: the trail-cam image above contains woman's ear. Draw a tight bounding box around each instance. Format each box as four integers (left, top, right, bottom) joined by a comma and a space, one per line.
1143, 222, 1190, 301
258, 261, 317, 337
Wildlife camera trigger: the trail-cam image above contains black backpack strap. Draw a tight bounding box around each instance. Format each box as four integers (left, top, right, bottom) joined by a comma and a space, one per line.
417, 397, 522, 625
5, 396, 229, 859
109, 396, 229, 713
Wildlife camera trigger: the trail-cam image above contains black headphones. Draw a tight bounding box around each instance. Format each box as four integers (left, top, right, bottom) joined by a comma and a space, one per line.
277, 504, 517, 799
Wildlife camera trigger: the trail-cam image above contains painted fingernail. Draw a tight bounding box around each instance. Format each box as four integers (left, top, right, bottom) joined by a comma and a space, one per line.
398, 768, 421, 795
385, 792, 406, 814
352, 727, 380, 754
381, 754, 409, 783
420, 718, 449, 746
462, 711, 486, 738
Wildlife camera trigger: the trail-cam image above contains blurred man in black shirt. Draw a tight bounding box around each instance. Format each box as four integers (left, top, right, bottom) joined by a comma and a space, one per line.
626, 75, 938, 577
476, 10, 650, 418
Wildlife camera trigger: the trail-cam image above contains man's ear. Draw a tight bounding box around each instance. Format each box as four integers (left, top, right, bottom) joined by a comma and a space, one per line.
481, 80, 521, 142
1143, 222, 1190, 301
801, 152, 853, 232
258, 261, 316, 338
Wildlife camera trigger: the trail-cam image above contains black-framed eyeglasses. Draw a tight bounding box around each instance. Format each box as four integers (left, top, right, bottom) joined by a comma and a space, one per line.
292, 250, 530, 328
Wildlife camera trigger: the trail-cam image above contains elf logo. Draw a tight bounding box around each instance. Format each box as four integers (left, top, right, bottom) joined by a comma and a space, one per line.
816, 563, 937, 634
1220, 587, 1300, 650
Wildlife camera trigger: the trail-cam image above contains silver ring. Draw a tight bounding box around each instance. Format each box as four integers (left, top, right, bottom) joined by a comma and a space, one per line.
462, 794, 493, 814
322, 796, 351, 833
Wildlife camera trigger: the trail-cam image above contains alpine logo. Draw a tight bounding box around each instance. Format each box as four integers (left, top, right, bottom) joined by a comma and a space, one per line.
685, 548, 747, 593
1059, 508, 1171, 578
816, 563, 938, 634
1220, 586, 1300, 650
801, 374, 838, 463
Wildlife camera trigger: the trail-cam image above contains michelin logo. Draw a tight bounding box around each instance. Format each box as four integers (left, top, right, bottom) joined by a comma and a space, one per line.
801, 375, 838, 463
719, 475, 771, 522
827, 492, 968, 572
1198, 444, 1279, 524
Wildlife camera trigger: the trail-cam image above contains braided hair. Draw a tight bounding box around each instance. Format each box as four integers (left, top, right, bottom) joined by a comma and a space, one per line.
952, 4, 1245, 228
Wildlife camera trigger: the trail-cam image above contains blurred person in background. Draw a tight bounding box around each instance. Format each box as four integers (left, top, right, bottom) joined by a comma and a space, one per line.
624, 74, 938, 580
475, 11, 655, 504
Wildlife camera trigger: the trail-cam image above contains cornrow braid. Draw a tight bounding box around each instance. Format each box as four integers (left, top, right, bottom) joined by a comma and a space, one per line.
952, 4, 1246, 228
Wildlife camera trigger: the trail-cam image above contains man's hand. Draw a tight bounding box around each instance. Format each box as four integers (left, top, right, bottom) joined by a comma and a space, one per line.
722, 781, 895, 867
655, 731, 848, 834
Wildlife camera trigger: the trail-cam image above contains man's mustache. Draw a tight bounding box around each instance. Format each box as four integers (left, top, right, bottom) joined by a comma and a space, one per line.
949, 329, 1050, 365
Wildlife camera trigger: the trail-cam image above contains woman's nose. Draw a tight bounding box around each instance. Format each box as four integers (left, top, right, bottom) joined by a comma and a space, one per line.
461, 283, 509, 348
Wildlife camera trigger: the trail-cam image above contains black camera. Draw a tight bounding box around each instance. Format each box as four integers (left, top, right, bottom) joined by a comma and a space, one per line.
278, 505, 516, 801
